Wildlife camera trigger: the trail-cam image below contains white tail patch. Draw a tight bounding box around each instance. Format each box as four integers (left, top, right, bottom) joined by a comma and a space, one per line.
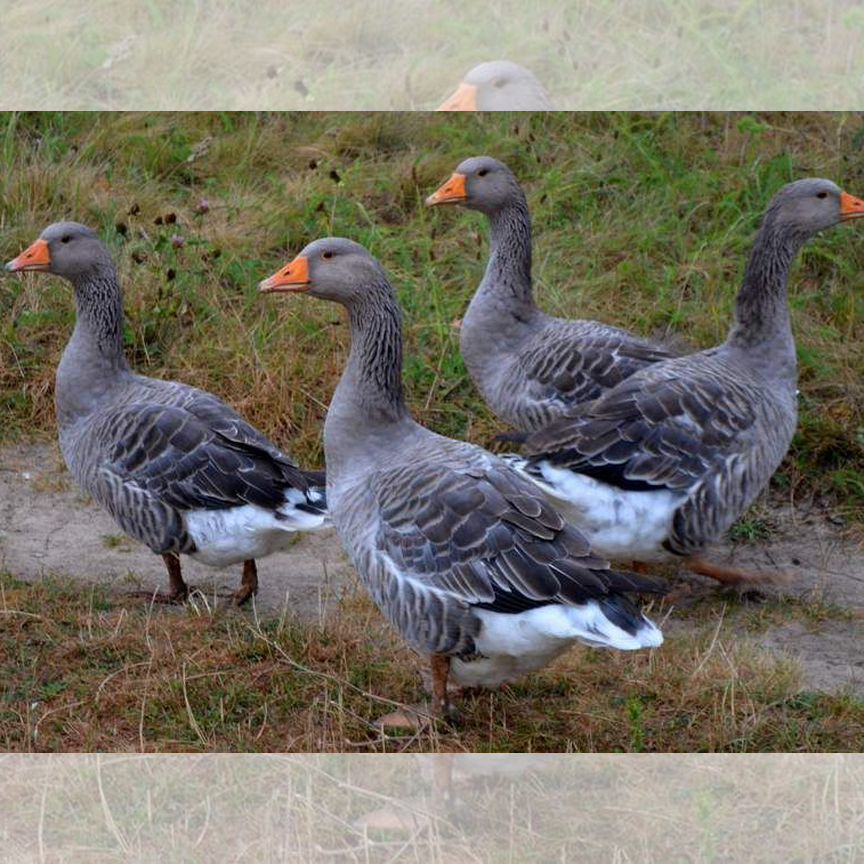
186, 488, 328, 567
451, 601, 662, 688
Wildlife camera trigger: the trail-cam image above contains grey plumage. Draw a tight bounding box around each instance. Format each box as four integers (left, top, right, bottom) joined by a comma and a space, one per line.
73, 386, 320, 554
260, 237, 664, 701
427, 156, 673, 432
519, 178, 864, 563
5, 221, 327, 602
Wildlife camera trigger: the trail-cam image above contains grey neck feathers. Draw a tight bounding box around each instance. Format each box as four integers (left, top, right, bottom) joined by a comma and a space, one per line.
461, 192, 540, 379
482, 191, 534, 312
56, 264, 130, 427
337, 279, 408, 427
727, 214, 806, 353
68, 267, 129, 372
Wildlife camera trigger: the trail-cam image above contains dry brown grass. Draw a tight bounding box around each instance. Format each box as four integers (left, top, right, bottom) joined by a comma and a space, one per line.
2, 573, 862, 754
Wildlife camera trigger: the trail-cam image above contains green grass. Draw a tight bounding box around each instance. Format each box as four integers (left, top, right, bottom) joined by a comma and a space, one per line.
730, 515, 773, 544
2, 573, 862, 753
1, 0, 863, 109
101, 533, 131, 549
2, 111, 864, 517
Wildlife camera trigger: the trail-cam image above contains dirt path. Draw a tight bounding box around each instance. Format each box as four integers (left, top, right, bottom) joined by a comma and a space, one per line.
1, 442, 862, 695
685, 510, 864, 696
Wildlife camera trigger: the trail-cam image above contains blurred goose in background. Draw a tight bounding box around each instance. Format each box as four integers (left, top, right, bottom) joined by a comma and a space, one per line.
260, 237, 665, 723
506, 180, 864, 586
427, 156, 674, 432
5, 222, 328, 605
437, 61, 552, 111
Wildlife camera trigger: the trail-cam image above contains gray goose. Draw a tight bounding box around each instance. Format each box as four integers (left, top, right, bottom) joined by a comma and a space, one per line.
259, 237, 664, 721
427, 156, 674, 432
437, 61, 552, 111
5, 222, 328, 604
507, 179, 864, 586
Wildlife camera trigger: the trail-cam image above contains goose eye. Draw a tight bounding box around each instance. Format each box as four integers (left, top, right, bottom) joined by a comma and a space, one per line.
322, 251, 333, 260
493, 78, 507, 88
816, 191, 828, 199
478, 169, 489, 177
61, 235, 71, 244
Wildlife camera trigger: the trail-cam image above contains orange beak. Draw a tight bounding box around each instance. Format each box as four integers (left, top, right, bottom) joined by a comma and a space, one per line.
840, 191, 864, 221
258, 255, 311, 293
5, 238, 51, 273
437, 82, 477, 112
425, 172, 468, 207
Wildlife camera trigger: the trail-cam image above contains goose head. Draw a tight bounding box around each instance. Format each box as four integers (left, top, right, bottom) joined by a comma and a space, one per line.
259, 237, 387, 306
437, 61, 551, 111
425, 155, 522, 215
5, 222, 112, 282
764, 178, 864, 238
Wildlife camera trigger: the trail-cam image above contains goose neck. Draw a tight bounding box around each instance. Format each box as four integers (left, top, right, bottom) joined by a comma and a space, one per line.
68, 268, 128, 369
727, 218, 803, 353
323, 280, 412, 484
330, 280, 409, 426
483, 194, 534, 306
56, 267, 130, 427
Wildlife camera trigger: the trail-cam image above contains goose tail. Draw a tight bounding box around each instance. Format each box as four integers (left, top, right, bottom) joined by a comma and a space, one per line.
545, 596, 663, 650
279, 484, 330, 528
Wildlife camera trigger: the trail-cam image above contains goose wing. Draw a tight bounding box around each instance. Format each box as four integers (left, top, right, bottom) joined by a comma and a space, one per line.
519, 323, 676, 410
524, 358, 760, 494
95, 401, 311, 512
373, 452, 665, 612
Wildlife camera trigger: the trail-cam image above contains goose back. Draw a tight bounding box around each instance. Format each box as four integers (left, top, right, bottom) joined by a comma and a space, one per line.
521, 348, 797, 557
63, 373, 325, 559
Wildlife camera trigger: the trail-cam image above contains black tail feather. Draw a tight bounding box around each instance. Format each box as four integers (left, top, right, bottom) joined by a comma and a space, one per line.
598, 594, 652, 636
301, 468, 327, 486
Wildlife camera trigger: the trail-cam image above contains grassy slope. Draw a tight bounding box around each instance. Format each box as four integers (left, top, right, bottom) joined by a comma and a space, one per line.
2, 111, 864, 513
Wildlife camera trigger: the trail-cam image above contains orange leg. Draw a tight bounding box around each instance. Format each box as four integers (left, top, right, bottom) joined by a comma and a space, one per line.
430, 654, 452, 717
234, 559, 258, 606
377, 654, 461, 730
686, 554, 792, 587
161, 552, 189, 602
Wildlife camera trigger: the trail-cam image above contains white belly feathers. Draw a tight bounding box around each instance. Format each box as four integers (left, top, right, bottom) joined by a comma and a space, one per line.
185, 488, 327, 567
452, 602, 663, 688
509, 459, 687, 562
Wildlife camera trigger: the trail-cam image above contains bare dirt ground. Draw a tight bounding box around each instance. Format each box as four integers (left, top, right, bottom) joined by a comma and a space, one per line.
1, 442, 863, 695
689, 514, 864, 695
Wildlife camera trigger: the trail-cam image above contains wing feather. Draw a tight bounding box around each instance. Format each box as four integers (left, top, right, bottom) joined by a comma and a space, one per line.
372, 454, 666, 615
95, 401, 312, 513
525, 359, 760, 494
